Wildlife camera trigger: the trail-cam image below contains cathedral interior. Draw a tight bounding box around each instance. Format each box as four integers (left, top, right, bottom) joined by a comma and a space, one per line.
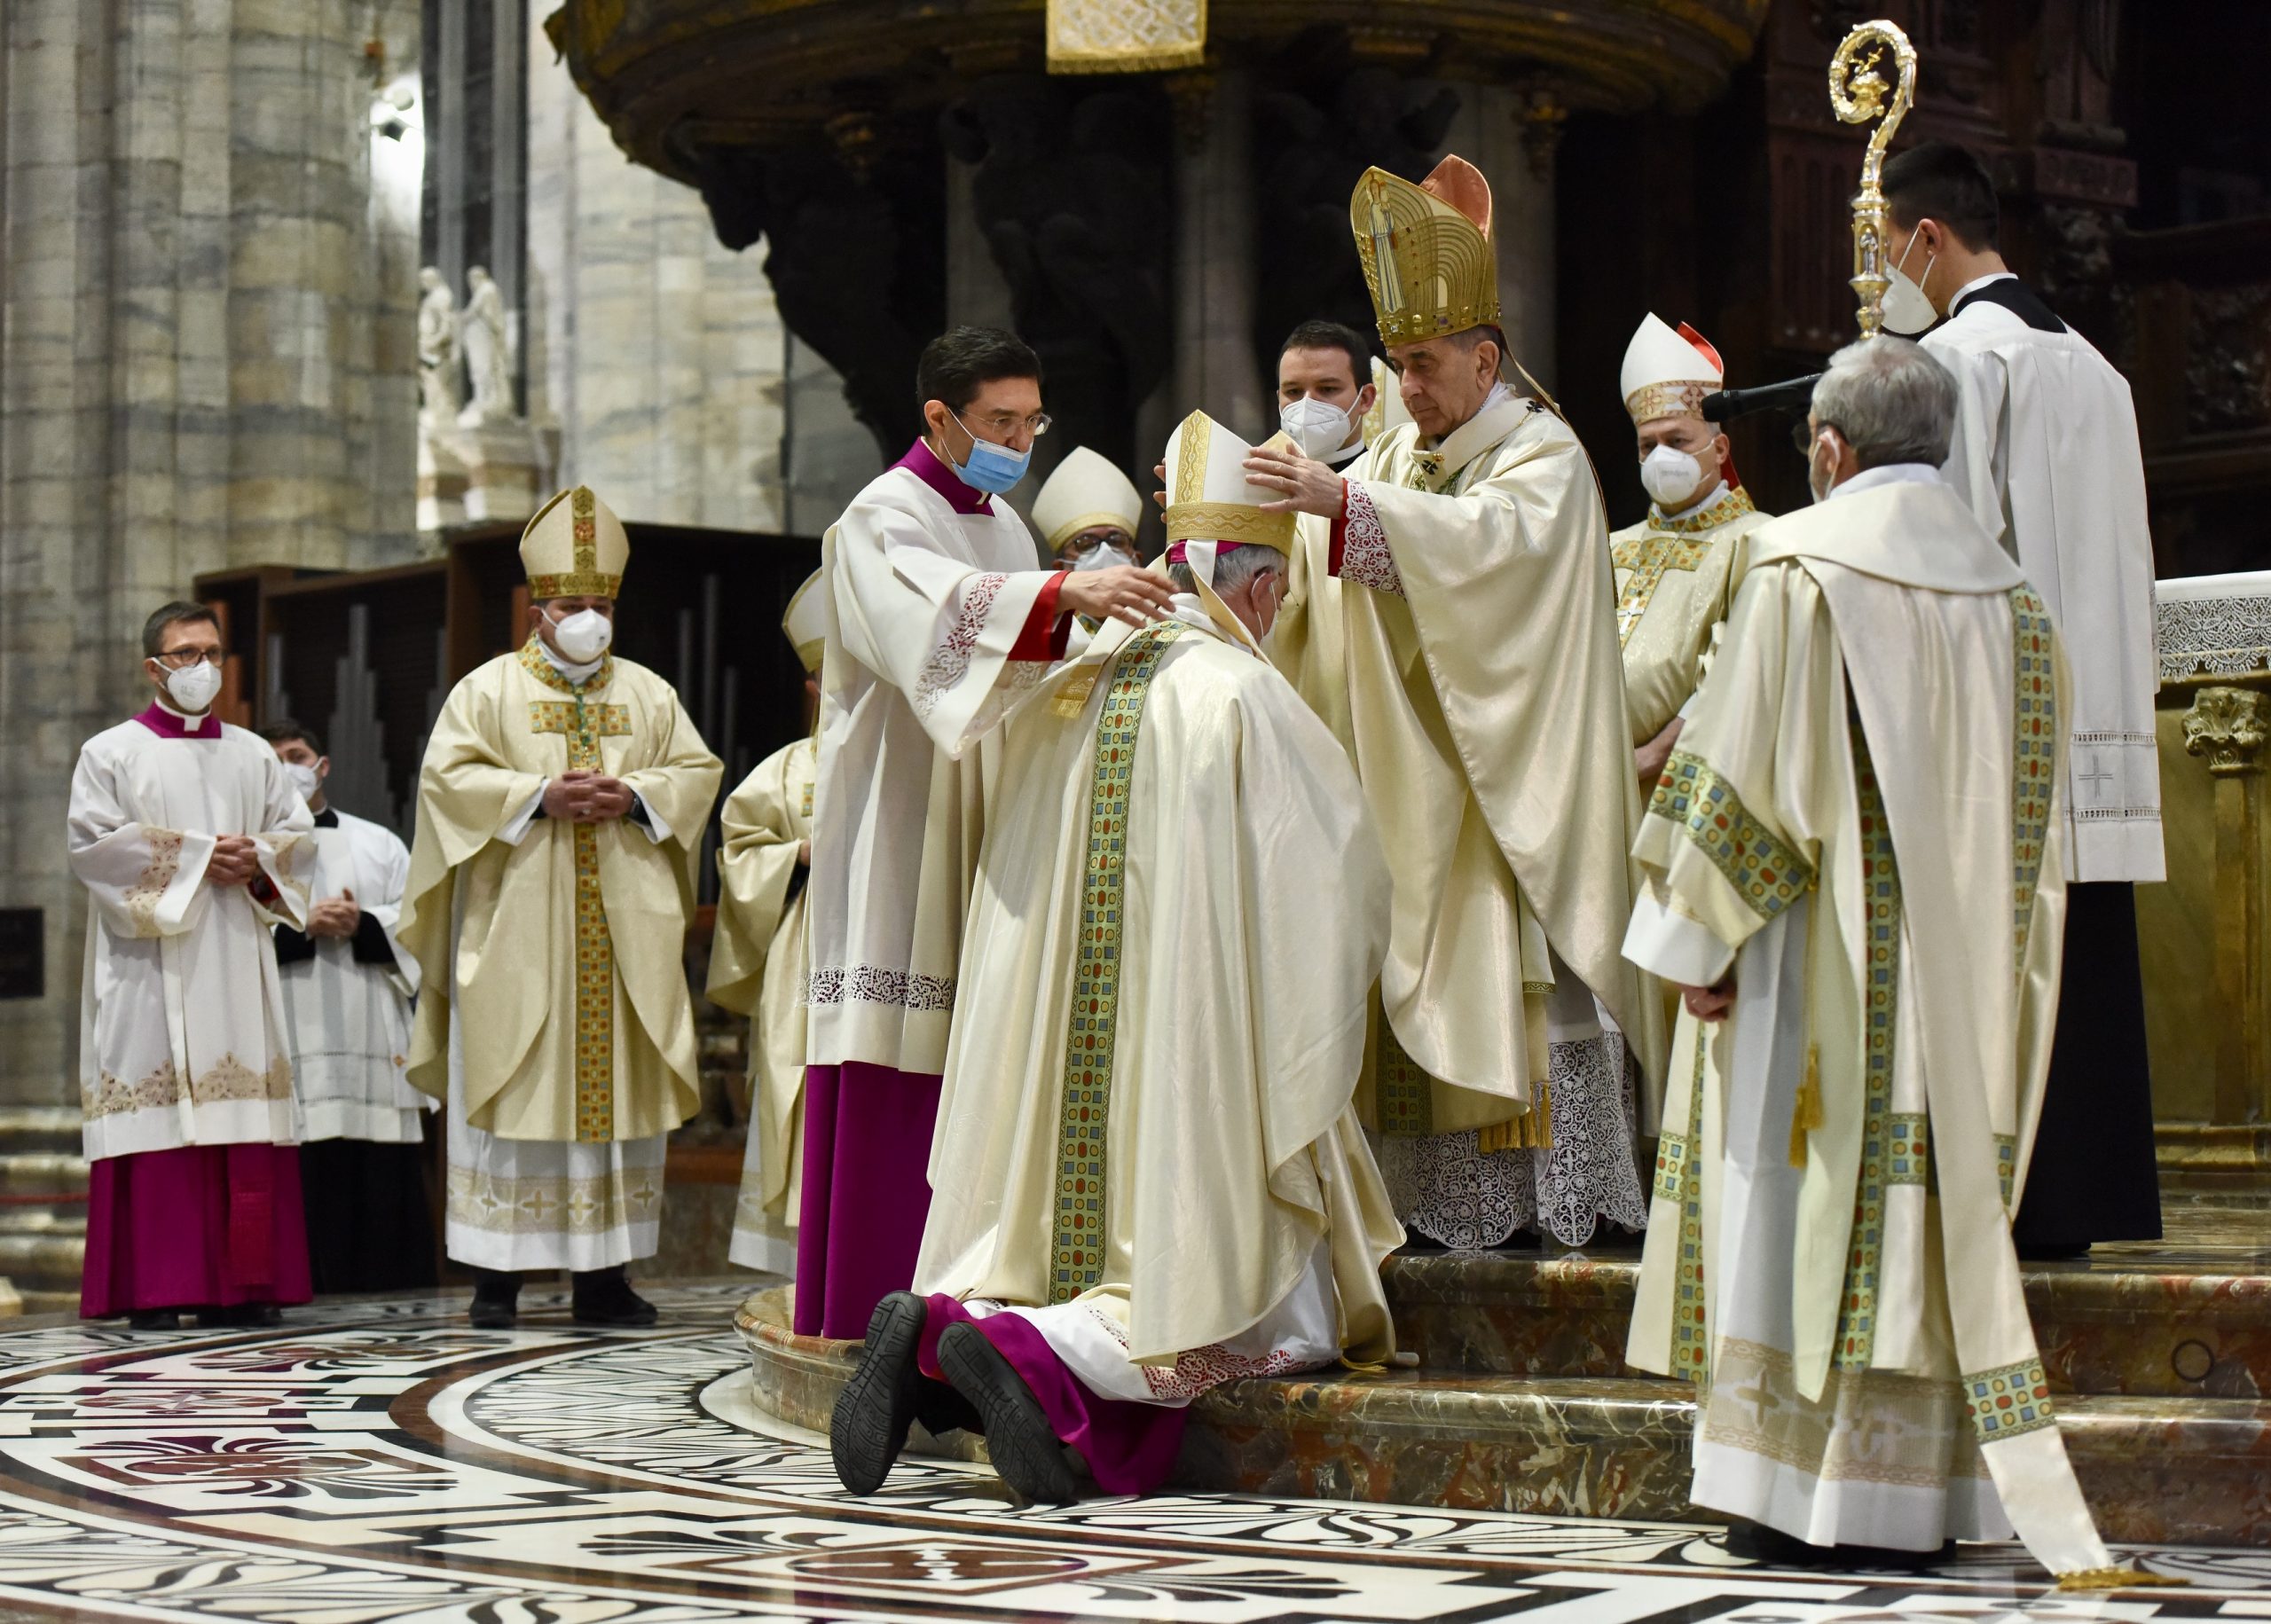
0, 0, 2267, 1619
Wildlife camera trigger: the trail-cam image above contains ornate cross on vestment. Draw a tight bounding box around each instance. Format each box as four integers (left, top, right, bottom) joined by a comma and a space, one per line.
523, 639, 635, 1142
2074, 757, 2116, 801
1610, 532, 1714, 649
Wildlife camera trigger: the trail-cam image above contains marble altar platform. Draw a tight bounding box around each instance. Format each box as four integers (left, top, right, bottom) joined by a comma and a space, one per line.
733, 1201, 2271, 1551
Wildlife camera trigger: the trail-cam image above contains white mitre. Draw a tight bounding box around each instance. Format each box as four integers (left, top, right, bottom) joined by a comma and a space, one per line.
782, 569, 826, 674
1621, 313, 1724, 426
1033, 445, 1143, 554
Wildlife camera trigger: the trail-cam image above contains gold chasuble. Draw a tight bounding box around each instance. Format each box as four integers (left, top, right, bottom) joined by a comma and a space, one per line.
1621, 473, 2121, 1577
401, 494, 723, 1147
917, 414, 1399, 1383
1610, 486, 1768, 746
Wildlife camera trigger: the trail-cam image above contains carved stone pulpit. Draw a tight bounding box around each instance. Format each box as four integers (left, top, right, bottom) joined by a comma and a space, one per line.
2139, 570, 2271, 1189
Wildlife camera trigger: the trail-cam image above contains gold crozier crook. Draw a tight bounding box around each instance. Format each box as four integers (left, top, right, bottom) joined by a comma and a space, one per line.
1829, 20, 1920, 340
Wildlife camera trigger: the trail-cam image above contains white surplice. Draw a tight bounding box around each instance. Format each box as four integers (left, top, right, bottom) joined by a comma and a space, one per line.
68, 708, 315, 1163
807, 459, 1070, 1075
1922, 290, 2163, 882
279, 810, 429, 1145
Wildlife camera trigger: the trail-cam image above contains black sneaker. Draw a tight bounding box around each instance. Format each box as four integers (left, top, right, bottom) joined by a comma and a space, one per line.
469, 1268, 522, 1330
570, 1265, 657, 1327
935, 1322, 1083, 1505
829, 1291, 931, 1495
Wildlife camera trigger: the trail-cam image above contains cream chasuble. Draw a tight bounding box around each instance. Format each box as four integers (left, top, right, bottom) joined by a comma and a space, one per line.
402, 640, 720, 1143
710, 734, 817, 1275
70, 710, 316, 1163
809, 462, 1068, 1076
1610, 483, 1771, 746
279, 810, 429, 1145
915, 601, 1400, 1394
1622, 477, 2117, 1576
1923, 299, 2162, 883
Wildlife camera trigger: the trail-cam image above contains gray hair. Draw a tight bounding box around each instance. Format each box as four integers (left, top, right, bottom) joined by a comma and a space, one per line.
1168, 544, 1281, 595
1810, 337, 1958, 470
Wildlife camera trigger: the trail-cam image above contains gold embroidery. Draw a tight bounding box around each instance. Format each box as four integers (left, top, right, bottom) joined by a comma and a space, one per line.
1650, 483, 1756, 536
1703, 1334, 1992, 1487
126, 829, 186, 938
526, 487, 622, 599
527, 653, 635, 1142
82, 1054, 294, 1119
445, 1162, 664, 1236
1610, 532, 1712, 649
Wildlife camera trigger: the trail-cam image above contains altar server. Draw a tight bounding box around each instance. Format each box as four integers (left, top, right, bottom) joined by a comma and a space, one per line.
798, 326, 1170, 1340
1623, 337, 2125, 1581
710, 576, 827, 1276
830, 413, 1399, 1503
1032, 445, 1144, 569
1882, 140, 2163, 1254
1252, 158, 1664, 1249
400, 487, 722, 1329
263, 720, 436, 1294
71, 602, 316, 1329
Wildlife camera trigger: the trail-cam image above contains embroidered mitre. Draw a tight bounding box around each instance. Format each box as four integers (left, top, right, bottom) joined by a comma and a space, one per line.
1622, 314, 1725, 426
782, 570, 826, 675
1162, 412, 1296, 554
1350, 156, 1501, 346
521, 485, 630, 600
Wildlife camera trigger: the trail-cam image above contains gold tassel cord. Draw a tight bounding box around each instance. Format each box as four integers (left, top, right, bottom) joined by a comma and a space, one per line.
1788, 1047, 1823, 1168
1476, 1080, 1553, 1155
2055, 1567, 2190, 1592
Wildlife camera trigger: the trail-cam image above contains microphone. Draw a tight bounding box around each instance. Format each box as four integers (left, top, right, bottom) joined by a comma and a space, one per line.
1701, 374, 1824, 422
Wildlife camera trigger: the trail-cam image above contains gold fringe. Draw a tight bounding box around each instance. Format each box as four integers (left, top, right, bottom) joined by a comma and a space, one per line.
1788, 1047, 1823, 1168
1049, 43, 1206, 74
1051, 670, 1101, 718
2055, 1568, 2189, 1592
1337, 1354, 1388, 1376
1477, 1081, 1553, 1154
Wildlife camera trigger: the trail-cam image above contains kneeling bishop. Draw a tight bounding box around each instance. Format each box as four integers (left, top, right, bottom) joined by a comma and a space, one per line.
829, 413, 1401, 1503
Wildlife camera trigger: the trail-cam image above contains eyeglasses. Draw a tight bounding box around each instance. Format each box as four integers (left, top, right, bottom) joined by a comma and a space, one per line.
1792, 420, 1842, 454
970, 412, 1052, 441
152, 648, 225, 668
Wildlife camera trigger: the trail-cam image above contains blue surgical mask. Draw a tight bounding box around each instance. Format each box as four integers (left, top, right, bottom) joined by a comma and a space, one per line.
946, 411, 1033, 494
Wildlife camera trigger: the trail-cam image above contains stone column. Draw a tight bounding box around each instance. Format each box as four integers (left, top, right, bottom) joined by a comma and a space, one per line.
945, 154, 1017, 334
1170, 70, 1265, 435
521, 0, 790, 530
1431, 82, 1559, 391
2180, 686, 2270, 1126
0, 0, 422, 1103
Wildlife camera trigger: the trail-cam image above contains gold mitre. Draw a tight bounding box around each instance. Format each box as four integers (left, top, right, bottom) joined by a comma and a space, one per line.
782, 569, 826, 674
1161, 411, 1296, 553
1032, 445, 1143, 553
521, 485, 628, 599
1350, 156, 1501, 346
1621, 314, 1724, 425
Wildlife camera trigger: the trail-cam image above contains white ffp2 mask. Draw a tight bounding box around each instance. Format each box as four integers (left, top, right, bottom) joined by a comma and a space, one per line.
161, 660, 223, 713
283, 761, 320, 803
548, 608, 614, 665
1279, 396, 1356, 461
1638, 443, 1706, 508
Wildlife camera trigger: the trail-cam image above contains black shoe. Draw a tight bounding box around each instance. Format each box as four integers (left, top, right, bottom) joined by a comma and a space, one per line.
469, 1268, 522, 1330
829, 1291, 931, 1495
570, 1265, 657, 1327
196, 1303, 282, 1329
1725, 1519, 1838, 1567
915, 1379, 985, 1440
127, 1309, 179, 1331
936, 1322, 1083, 1505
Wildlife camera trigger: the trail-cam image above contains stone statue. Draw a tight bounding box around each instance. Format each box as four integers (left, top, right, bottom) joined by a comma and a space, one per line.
457, 265, 515, 426
416, 267, 460, 424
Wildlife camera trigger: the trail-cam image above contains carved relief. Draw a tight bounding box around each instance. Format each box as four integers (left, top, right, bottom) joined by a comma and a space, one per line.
2182, 686, 2267, 778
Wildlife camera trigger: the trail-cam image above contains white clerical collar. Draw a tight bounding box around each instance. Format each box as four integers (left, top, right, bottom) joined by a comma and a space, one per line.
1323, 435, 1367, 467
155, 697, 214, 732
1831, 463, 1944, 501
1653, 480, 1729, 524
538, 639, 606, 684
1419, 381, 1513, 451
1951, 270, 2016, 310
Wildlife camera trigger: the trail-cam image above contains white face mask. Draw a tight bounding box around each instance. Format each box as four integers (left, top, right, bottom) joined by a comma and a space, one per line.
1808, 429, 1840, 506
282, 761, 320, 803
1070, 540, 1136, 573
547, 607, 614, 665
1881, 224, 1939, 335
1279, 396, 1356, 460
1638, 443, 1707, 508
159, 659, 223, 713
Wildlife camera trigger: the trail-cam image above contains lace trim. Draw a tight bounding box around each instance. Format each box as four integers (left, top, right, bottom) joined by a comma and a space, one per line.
83, 1054, 294, 1120
2157, 587, 2271, 682
1338, 484, 1403, 597
1376, 1034, 1647, 1248
1086, 1305, 1311, 1403
126, 829, 186, 937
805, 964, 956, 1014
913, 573, 1007, 720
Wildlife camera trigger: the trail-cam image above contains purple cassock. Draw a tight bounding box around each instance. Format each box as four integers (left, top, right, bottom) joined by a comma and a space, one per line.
82, 1143, 313, 1317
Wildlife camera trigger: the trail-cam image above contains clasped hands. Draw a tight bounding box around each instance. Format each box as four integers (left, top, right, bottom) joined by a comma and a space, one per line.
306, 889, 361, 939
204, 835, 261, 890
545, 769, 637, 824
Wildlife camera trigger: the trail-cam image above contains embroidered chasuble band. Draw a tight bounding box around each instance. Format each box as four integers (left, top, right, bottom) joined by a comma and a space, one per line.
1835, 728, 1900, 1372
520, 638, 633, 1142
1612, 489, 1756, 651
1649, 753, 1815, 921
1657, 1040, 1709, 1383
1050, 622, 1188, 1302
2008, 587, 2055, 979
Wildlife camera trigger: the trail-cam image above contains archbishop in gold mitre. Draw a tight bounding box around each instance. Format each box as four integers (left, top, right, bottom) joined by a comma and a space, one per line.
1253, 154, 1665, 1251
399, 485, 722, 1328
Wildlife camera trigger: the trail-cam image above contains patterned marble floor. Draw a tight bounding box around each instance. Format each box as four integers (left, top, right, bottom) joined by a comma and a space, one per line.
0, 1283, 2261, 1624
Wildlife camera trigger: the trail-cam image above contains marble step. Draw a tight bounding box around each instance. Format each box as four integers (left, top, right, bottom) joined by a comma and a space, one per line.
1384, 1236, 2271, 1398
0, 1109, 83, 1158
0, 1152, 88, 1197
732, 1286, 2271, 1550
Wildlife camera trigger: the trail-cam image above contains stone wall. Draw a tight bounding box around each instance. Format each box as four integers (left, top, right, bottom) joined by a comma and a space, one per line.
0, 0, 423, 1106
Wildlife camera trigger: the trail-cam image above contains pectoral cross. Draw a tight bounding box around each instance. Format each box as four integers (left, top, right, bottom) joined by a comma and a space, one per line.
2075, 757, 2116, 803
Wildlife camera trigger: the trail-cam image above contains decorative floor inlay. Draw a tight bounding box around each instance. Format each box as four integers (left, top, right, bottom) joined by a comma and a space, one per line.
0, 1285, 2259, 1622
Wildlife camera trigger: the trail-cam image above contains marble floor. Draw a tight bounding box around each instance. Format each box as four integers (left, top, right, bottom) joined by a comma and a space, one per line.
0, 1283, 2259, 1624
